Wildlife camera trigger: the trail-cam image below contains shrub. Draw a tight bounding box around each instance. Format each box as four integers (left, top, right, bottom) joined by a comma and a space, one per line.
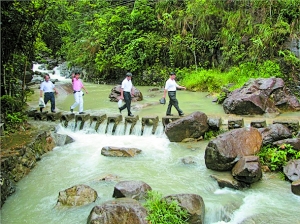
143, 191, 189, 224
257, 144, 300, 171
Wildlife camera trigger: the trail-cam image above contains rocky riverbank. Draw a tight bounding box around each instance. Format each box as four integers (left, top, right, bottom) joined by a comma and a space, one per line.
0, 120, 57, 208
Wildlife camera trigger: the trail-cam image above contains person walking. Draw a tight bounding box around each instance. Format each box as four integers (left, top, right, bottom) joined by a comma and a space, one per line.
39, 74, 58, 113
70, 72, 88, 114
162, 71, 186, 116
119, 72, 134, 117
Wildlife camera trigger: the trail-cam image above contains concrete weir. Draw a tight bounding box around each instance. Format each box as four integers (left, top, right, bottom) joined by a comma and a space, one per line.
29, 110, 300, 135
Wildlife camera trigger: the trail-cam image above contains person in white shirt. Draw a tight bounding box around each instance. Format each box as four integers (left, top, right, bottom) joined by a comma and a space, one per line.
39, 74, 58, 113
119, 72, 135, 117
162, 71, 186, 116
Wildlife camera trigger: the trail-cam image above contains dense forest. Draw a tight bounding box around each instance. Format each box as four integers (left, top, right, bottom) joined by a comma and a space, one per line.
1, 0, 300, 131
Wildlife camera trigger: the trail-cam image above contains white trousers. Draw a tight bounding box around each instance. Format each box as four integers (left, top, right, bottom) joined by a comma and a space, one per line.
71, 91, 84, 112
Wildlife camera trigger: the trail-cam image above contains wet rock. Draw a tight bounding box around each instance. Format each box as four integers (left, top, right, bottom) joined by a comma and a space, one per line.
0, 172, 16, 208
101, 146, 142, 157
283, 159, 300, 182
109, 85, 143, 102
52, 133, 75, 146
232, 156, 262, 184
164, 193, 205, 224
291, 179, 300, 196
87, 198, 148, 224
273, 138, 300, 151
113, 180, 152, 200
223, 78, 300, 115
165, 111, 209, 142
211, 172, 249, 190
181, 156, 198, 164
258, 124, 292, 146
207, 117, 222, 131
204, 127, 262, 171
56, 184, 98, 207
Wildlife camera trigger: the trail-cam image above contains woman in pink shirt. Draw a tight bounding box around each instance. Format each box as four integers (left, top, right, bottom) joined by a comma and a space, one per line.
70, 72, 88, 114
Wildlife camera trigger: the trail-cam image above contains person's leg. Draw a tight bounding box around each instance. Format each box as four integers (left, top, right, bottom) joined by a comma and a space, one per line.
43, 93, 50, 112
166, 91, 174, 115
71, 92, 79, 110
124, 92, 132, 115
50, 93, 55, 112
79, 92, 84, 112
170, 92, 183, 115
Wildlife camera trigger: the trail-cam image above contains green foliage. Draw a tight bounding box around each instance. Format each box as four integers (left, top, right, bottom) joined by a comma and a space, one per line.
144, 191, 189, 224
257, 144, 300, 171
5, 112, 28, 133
204, 129, 226, 140
0, 95, 24, 115
180, 60, 282, 93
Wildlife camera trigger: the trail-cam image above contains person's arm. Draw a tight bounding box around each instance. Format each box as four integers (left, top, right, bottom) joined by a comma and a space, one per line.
82, 85, 88, 94
120, 88, 124, 99
177, 85, 186, 90
40, 83, 44, 97
53, 87, 58, 94
80, 80, 88, 94
163, 89, 167, 98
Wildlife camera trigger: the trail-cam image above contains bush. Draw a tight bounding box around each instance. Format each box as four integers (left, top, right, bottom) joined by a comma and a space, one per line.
143, 191, 189, 224
257, 144, 300, 171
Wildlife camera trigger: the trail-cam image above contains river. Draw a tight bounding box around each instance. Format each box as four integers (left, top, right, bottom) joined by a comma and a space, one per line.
1, 65, 300, 223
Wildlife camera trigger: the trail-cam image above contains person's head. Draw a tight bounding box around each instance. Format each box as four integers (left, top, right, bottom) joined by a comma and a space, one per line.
126, 72, 132, 80
170, 72, 176, 80
44, 74, 50, 82
75, 72, 80, 80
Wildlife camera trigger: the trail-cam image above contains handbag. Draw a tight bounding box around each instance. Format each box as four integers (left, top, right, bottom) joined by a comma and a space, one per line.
39, 97, 45, 108
159, 97, 166, 105
118, 99, 123, 108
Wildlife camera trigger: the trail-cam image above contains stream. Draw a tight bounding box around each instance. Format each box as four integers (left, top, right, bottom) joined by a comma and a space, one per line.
1, 65, 300, 224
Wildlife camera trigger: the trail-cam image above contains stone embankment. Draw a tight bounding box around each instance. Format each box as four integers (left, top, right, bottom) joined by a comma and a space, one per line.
0, 128, 55, 208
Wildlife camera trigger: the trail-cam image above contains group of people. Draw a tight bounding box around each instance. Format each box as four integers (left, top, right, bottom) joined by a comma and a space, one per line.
40, 71, 186, 117
39, 72, 88, 114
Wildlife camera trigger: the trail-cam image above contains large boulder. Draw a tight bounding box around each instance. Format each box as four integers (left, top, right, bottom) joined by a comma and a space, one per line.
258, 124, 292, 146
283, 159, 300, 182
204, 127, 262, 171
165, 111, 209, 142
56, 184, 98, 207
223, 78, 300, 115
163, 194, 205, 224
112, 180, 152, 200
109, 85, 143, 102
231, 156, 262, 184
87, 198, 148, 224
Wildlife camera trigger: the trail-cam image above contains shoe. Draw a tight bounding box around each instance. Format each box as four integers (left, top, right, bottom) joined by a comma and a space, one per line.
166, 114, 173, 116
79, 112, 85, 114
179, 113, 184, 116
128, 114, 134, 117
51, 110, 56, 113
70, 107, 73, 113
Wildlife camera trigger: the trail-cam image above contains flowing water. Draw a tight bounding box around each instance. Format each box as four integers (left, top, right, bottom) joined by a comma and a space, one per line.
1, 65, 300, 223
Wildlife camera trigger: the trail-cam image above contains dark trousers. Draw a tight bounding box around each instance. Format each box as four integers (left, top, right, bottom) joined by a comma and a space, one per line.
166, 91, 183, 115
120, 91, 132, 115
44, 92, 55, 112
